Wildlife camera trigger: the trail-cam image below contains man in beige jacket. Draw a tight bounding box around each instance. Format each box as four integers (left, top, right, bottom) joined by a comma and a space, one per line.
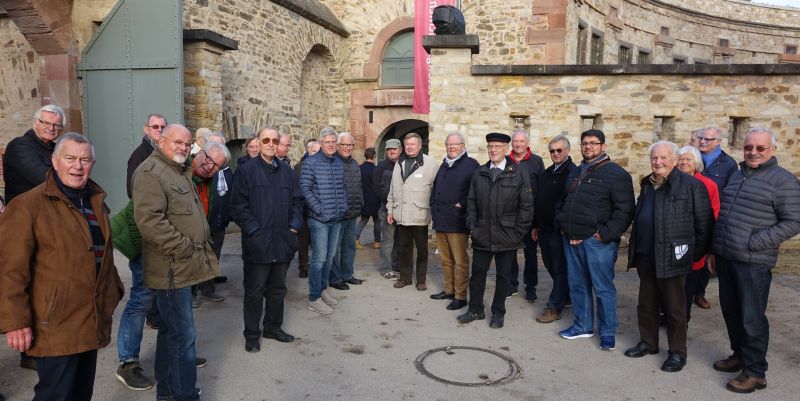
387, 133, 439, 290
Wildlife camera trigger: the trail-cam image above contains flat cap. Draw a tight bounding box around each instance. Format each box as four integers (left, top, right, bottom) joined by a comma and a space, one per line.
385, 138, 401, 149
485, 132, 511, 143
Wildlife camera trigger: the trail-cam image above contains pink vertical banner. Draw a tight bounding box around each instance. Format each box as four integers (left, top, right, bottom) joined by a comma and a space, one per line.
413, 0, 455, 114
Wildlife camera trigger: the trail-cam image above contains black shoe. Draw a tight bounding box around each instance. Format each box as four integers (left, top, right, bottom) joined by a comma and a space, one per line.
489, 314, 504, 329
263, 329, 295, 343
345, 277, 363, 285
525, 293, 538, 303
624, 341, 660, 358
299, 270, 308, 278
447, 299, 468, 310
245, 340, 260, 353
430, 291, 455, 300
329, 282, 350, 290
213, 275, 228, 284
457, 310, 485, 324
660, 352, 687, 372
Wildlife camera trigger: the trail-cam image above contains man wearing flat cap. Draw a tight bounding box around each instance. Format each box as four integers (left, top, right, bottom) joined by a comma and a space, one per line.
458, 133, 534, 328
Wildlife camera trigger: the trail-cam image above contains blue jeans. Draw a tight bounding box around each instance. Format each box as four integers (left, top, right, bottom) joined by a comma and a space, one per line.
307, 218, 342, 301
330, 217, 356, 284
154, 287, 200, 401
717, 256, 772, 378
563, 236, 619, 337
117, 256, 158, 363
539, 230, 569, 312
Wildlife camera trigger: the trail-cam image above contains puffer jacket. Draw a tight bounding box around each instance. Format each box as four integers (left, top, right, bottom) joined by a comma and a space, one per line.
299, 151, 347, 223
339, 154, 364, 219
0, 172, 124, 357
430, 152, 480, 233
711, 158, 800, 268
702, 149, 738, 191
555, 154, 635, 241
467, 157, 534, 252
2, 129, 55, 203
111, 200, 141, 260
132, 149, 219, 290
627, 168, 715, 278
230, 156, 304, 264
387, 152, 439, 226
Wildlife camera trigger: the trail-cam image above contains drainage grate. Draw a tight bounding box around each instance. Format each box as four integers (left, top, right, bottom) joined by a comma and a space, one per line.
414, 346, 522, 386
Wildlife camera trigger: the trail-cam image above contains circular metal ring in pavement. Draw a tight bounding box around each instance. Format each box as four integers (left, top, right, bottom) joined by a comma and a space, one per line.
414, 346, 522, 387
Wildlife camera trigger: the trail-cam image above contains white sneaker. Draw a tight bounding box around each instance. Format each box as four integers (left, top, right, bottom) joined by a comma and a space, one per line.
321, 289, 338, 306
308, 298, 333, 315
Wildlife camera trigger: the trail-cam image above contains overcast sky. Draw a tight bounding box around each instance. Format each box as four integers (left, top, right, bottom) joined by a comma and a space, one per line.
750, 0, 800, 7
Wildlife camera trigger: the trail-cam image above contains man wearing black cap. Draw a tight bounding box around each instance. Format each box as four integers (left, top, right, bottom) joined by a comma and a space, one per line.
458, 133, 534, 328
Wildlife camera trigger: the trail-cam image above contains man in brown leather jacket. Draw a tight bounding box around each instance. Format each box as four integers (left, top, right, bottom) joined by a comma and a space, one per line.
0, 132, 124, 401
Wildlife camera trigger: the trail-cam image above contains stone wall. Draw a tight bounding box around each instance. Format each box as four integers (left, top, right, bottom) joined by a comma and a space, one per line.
427, 46, 800, 185
659, 0, 800, 27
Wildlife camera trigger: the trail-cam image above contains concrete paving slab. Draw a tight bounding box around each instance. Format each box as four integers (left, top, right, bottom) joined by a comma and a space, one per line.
1, 231, 799, 401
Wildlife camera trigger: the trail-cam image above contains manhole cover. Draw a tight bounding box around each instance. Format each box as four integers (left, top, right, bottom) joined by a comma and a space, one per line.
415, 346, 522, 386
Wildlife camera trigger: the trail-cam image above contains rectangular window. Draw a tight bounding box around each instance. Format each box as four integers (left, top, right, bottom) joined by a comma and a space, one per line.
660, 26, 670, 36
673, 57, 686, 65
653, 116, 676, 142
577, 25, 588, 64
719, 38, 729, 48
590, 33, 604, 64
619, 45, 632, 64
729, 117, 750, 147
786, 45, 798, 55
638, 50, 651, 64
581, 114, 603, 132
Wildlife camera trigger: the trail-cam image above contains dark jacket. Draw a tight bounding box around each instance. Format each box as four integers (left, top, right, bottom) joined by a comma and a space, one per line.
339, 154, 363, 219
360, 161, 380, 217
711, 158, 800, 268
373, 158, 396, 209
467, 157, 534, 252
627, 168, 714, 278
230, 156, 303, 264
0, 172, 124, 357
207, 168, 233, 229
702, 149, 738, 191
430, 153, 480, 233
2, 129, 55, 203
555, 154, 635, 241
237, 155, 254, 169
126, 136, 155, 199
299, 151, 347, 223
533, 157, 577, 232
512, 150, 545, 194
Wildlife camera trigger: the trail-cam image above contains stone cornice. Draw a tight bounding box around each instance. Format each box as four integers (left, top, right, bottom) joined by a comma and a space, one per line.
269, 0, 349, 38
183, 29, 238, 51
471, 64, 800, 76
422, 35, 480, 55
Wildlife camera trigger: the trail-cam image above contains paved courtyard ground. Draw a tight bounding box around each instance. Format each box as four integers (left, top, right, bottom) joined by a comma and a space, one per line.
2, 230, 799, 401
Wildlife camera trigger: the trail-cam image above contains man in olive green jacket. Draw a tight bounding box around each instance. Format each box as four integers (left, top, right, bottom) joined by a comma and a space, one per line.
133, 124, 218, 401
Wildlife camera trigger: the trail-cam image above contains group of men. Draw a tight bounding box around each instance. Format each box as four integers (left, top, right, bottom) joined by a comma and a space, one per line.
0, 104, 798, 400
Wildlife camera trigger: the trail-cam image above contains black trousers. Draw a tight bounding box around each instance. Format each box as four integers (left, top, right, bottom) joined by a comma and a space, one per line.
684, 268, 706, 322
33, 350, 97, 401
193, 226, 226, 296
468, 249, 515, 317
298, 220, 311, 273
636, 257, 688, 357
243, 261, 289, 340
395, 225, 428, 283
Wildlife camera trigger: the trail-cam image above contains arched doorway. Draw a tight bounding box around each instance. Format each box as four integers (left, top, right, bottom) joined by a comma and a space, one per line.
376, 119, 429, 160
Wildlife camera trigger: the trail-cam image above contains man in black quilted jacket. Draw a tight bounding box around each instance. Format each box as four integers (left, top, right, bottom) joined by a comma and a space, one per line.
710, 127, 800, 394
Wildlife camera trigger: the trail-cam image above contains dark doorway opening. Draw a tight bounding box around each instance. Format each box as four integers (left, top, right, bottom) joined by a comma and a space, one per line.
376, 119, 429, 160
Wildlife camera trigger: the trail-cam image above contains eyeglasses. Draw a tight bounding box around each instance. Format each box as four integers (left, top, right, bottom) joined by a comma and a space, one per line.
168, 139, 192, 148
147, 124, 167, 130
549, 148, 564, 154
487, 144, 507, 151
743, 144, 773, 152
338, 143, 355, 148
581, 141, 602, 147
697, 137, 720, 143
200, 150, 223, 170
446, 142, 464, 147
38, 119, 64, 130
261, 137, 280, 145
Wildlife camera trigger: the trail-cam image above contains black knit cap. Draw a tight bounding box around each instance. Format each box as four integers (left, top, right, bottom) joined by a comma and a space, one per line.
485, 132, 511, 143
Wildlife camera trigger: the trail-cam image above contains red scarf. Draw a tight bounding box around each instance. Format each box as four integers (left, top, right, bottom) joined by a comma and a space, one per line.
509, 147, 531, 164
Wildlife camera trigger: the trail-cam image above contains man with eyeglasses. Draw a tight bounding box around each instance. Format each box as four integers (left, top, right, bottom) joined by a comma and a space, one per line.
508, 129, 545, 302
693, 126, 738, 310
555, 129, 634, 352
329, 132, 365, 291
276, 132, 293, 166
133, 124, 219, 401
429, 132, 479, 310
710, 127, 800, 393
230, 127, 303, 352
532, 134, 577, 324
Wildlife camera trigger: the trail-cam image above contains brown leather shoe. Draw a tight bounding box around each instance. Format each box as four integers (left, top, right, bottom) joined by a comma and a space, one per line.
726, 374, 767, 393
713, 355, 745, 372
373, 241, 381, 249
694, 295, 711, 309
535, 308, 561, 323
393, 280, 411, 288
416, 282, 427, 291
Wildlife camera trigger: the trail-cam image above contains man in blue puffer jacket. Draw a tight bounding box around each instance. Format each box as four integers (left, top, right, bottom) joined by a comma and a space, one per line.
299, 127, 348, 315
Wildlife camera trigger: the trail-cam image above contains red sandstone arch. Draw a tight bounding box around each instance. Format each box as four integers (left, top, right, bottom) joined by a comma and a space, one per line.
362, 16, 414, 82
